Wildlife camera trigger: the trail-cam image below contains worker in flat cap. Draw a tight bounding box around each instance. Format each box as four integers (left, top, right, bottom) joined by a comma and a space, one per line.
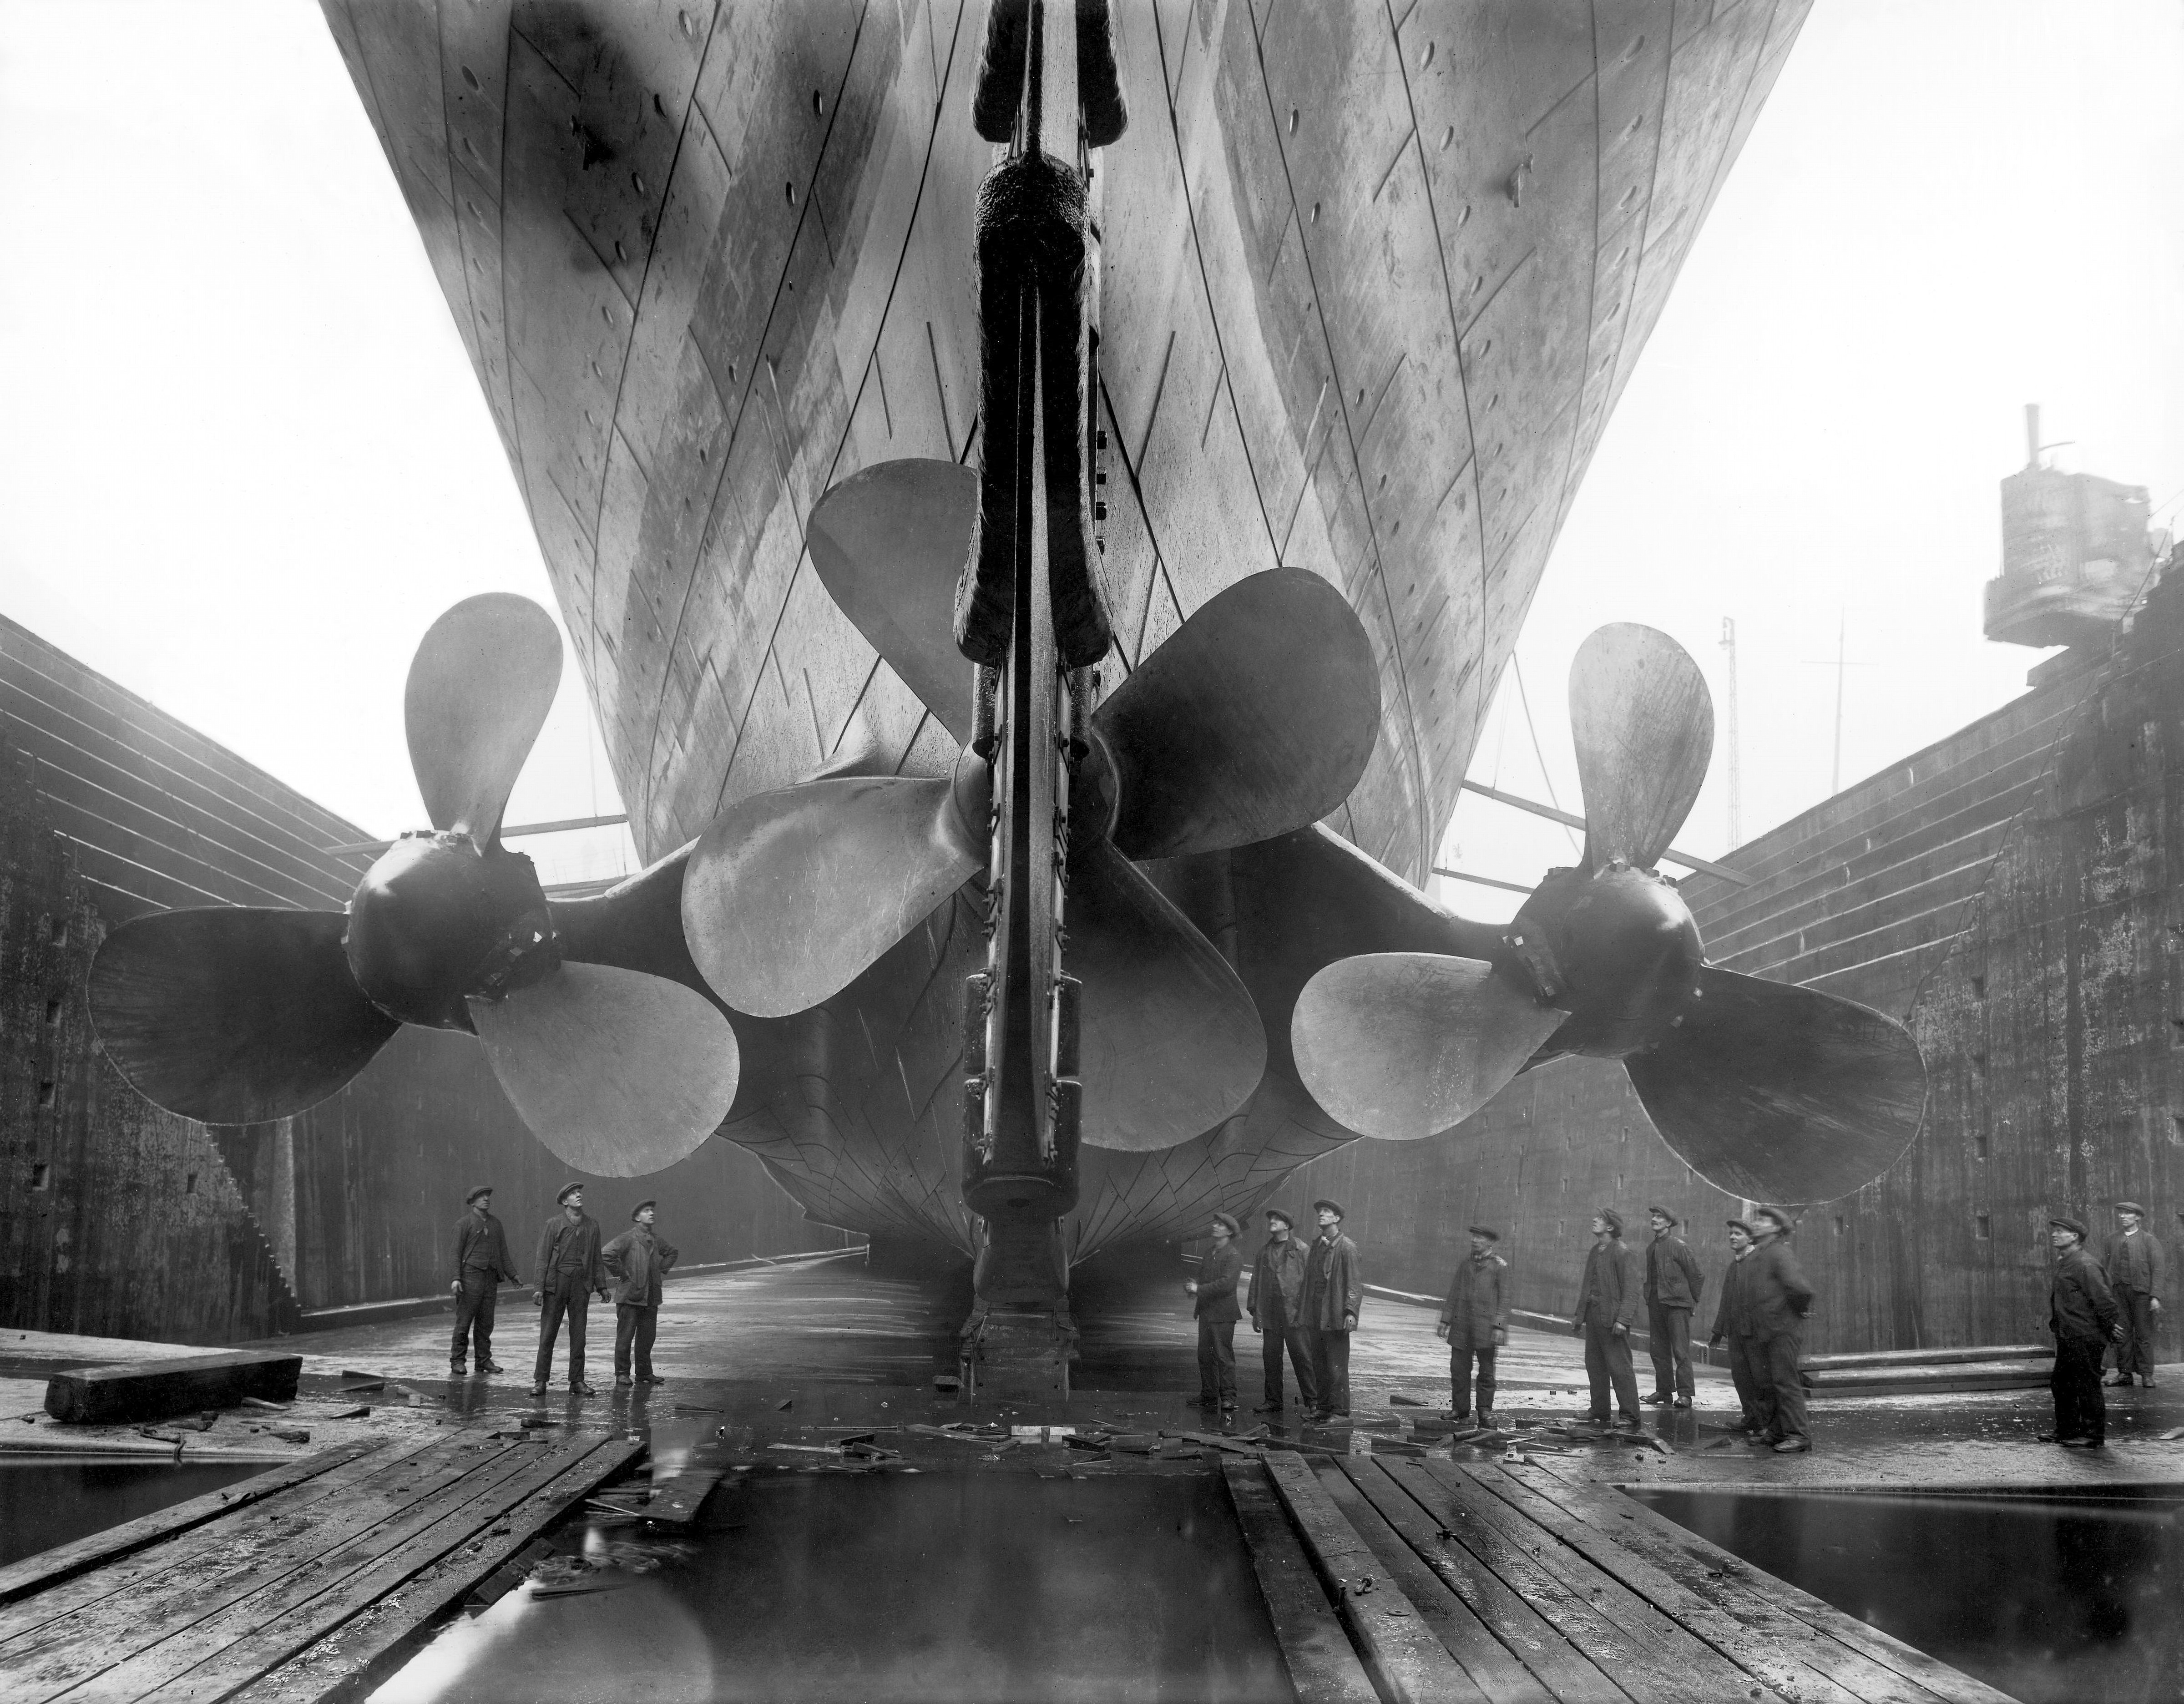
531, 1182, 609, 1397
2102, 1201, 2163, 1388
1246, 1207, 1317, 1416
1437, 1227, 1508, 1427
603, 1200, 681, 1389
448, 1186, 519, 1379
1744, 1206, 1816, 1452
1642, 1206, 1705, 1410
1185, 1212, 1244, 1415
1301, 1201, 1362, 1423
1708, 1219, 1770, 1436
1574, 1209, 1644, 1429
2043, 1214, 2124, 1446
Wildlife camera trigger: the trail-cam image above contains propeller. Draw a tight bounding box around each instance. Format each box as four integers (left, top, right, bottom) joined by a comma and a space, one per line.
88, 594, 740, 1177
678, 457, 1380, 1151
1292, 623, 1927, 1202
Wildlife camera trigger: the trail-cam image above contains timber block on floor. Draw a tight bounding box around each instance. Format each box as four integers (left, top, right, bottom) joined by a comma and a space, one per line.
967, 1310, 1070, 1403
44, 1349, 303, 1424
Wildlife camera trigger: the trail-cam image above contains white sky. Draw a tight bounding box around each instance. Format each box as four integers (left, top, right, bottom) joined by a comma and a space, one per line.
2, 1, 2179, 907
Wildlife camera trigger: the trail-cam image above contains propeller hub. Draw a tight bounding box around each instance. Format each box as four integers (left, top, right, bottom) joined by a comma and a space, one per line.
1507, 865, 1702, 1059
345, 832, 560, 1030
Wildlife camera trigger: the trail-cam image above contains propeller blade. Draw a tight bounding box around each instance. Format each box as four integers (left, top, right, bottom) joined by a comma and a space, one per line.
1071, 835, 1267, 1150
807, 459, 978, 744
1568, 622, 1714, 871
468, 963, 740, 1177
1623, 965, 1927, 1203
1093, 567, 1380, 859
681, 772, 983, 1018
1290, 952, 1567, 1140
405, 592, 564, 842
89, 908, 399, 1124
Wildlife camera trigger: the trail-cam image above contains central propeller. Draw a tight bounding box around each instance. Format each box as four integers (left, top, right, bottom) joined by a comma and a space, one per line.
679, 457, 1382, 1151
90, 594, 740, 1177
1292, 623, 1927, 1203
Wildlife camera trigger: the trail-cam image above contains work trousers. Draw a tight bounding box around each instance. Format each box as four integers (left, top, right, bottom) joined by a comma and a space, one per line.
1198, 1320, 1237, 1407
1727, 1335, 1772, 1432
1582, 1322, 1642, 1419
1259, 1303, 1318, 1411
1759, 1330, 1807, 1443
1450, 1345, 1496, 1416
534, 1272, 592, 1386
2052, 1336, 2107, 1442
1309, 1329, 1352, 1416
1647, 1302, 1695, 1402
2116, 1292, 2159, 1381
450, 1268, 498, 1367
613, 1303, 659, 1380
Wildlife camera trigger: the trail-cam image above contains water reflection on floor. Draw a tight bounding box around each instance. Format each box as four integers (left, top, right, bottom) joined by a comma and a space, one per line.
1629, 1485, 2184, 1704
372, 1469, 1293, 1704
0, 1458, 269, 1567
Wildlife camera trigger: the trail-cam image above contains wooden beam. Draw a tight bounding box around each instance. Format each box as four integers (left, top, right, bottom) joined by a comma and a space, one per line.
43, 1350, 303, 1426
1458, 782, 1752, 885
323, 814, 630, 856
1219, 1460, 1379, 1704
1430, 867, 1535, 896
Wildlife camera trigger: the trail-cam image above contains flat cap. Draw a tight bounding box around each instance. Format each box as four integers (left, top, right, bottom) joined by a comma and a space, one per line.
1749, 1205, 1792, 1231
1725, 1218, 1755, 1236
464, 1184, 494, 1205
1263, 1207, 1295, 1228
1211, 1211, 1241, 1237
1467, 1225, 1500, 1241
555, 1181, 585, 1205
1647, 1205, 1678, 1226
1313, 1198, 1346, 1219
2116, 1201, 2147, 1217
1597, 1208, 1624, 1235
2049, 1214, 2088, 1238
632, 1199, 657, 1219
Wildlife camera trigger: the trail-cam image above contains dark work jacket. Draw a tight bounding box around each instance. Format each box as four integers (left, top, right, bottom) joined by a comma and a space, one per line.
2103, 1229, 2165, 1298
1302, 1233, 1363, 1332
1194, 1243, 1243, 1324
1247, 1237, 1309, 1328
1576, 1237, 1642, 1331
534, 1212, 606, 1293
602, 1225, 680, 1307
2051, 1244, 2121, 1344
1644, 1233, 1704, 1310
1709, 1249, 1760, 1340
1439, 1252, 1508, 1353
1746, 1236, 1815, 1338
452, 1211, 519, 1283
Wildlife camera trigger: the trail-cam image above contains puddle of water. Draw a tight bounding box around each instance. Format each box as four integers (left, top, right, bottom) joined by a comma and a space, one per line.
1629, 1485, 2184, 1704
374, 1469, 1291, 1704
0, 1458, 271, 1568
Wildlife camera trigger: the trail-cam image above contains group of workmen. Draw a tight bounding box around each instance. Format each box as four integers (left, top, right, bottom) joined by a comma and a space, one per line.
2040, 1202, 2166, 1449
1187, 1200, 1362, 1422
445, 1182, 680, 1396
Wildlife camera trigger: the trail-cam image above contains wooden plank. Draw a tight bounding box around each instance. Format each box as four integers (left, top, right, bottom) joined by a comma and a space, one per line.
1406, 1459, 1791, 1704
1219, 1460, 1379, 1704
1316, 1458, 1556, 1704
222, 1434, 643, 1704
91, 1433, 637, 1704
1459, 1463, 1890, 1704
0, 1436, 526, 1699
0, 1435, 446, 1644
46, 1353, 304, 1425
1261, 1450, 1494, 1704
1329, 1455, 1628, 1704
0, 1443, 382, 1606
1511, 1466, 2017, 1704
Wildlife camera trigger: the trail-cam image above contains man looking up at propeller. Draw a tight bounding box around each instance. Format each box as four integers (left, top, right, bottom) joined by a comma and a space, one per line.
1246, 1208, 1316, 1417
1744, 1206, 1816, 1453
1708, 1219, 1769, 1436
1186, 1213, 1244, 1416
1641, 1207, 1704, 1411
1437, 1226, 1508, 1428
603, 1201, 679, 1389
532, 1183, 608, 1398
449, 1186, 519, 1380
2043, 1214, 2124, 1447
1574, 1209, 1643, 1430
1302, 1201, 1362, 1423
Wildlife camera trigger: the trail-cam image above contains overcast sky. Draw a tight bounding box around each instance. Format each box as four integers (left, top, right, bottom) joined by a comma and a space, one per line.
2, 1, 2178, 907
